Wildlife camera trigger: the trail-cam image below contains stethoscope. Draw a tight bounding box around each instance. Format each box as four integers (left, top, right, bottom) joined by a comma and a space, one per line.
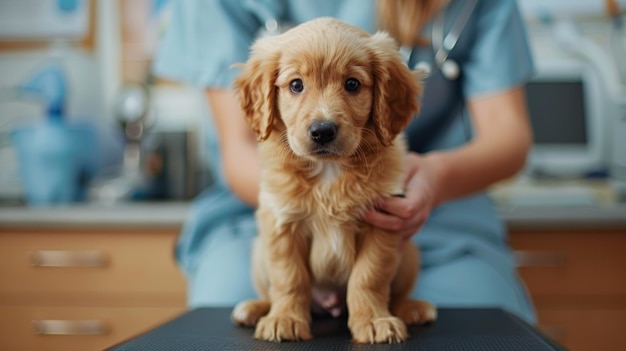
402, 0, 478, 80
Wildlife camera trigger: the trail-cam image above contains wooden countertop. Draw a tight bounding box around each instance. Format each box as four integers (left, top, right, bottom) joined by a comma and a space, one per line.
0, 202, 191, 229
1, 200, 625, 230
498, 204, 626, 230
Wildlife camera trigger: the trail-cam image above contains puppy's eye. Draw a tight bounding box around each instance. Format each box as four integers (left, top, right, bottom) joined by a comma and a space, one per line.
290, 79, 304, 94
344, 78, 361, 93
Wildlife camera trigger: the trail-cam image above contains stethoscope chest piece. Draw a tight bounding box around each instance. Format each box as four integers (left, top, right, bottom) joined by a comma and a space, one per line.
440, 59, 460, 80
412, 58, 459, 80
413, 61, 433, 77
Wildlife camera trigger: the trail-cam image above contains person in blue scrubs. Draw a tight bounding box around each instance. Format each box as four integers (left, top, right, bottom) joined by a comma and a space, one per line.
154, 0, 537, 323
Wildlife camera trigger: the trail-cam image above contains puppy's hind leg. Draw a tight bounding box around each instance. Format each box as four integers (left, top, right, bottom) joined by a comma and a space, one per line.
390, 244, 437, 325
391, 299, 437, 326
232, 235, 272, 327
232, 300, 271, 327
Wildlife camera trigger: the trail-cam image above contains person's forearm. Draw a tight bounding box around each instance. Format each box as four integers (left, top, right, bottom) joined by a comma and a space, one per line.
424, 133, 529, 206
222, 141, 261, 207
424, 88, 532, 206
206, 90, 261, 207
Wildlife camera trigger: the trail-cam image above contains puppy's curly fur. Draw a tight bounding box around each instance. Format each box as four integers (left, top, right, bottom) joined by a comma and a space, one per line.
231, 18, 436, 344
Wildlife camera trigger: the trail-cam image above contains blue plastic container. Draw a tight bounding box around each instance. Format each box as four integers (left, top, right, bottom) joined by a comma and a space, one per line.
10, 63, 99, 205
11, 121, 97, 205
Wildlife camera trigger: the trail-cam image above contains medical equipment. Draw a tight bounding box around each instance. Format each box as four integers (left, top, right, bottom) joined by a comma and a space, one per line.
403, 0, 477, 80
430, 0, 477, 80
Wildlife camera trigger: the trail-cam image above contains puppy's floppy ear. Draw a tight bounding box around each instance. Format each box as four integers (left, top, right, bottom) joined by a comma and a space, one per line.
233, 38, 280, 141
368, 31, 424, 146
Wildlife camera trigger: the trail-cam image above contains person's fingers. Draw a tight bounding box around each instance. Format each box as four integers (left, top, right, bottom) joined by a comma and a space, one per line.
363, 208, 404, 231
376, 197, 417, 220
365, 200, 428, 234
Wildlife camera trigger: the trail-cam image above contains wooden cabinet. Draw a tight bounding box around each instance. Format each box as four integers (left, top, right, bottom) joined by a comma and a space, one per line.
2, 211, 623, 351
0, 226, 187, 351
510, 229, 626, 351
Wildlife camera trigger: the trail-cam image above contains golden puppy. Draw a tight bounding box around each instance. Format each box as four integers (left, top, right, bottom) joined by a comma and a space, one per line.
231, 17, 436, 344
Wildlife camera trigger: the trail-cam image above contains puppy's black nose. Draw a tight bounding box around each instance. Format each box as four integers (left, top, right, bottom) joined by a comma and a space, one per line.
309, 121, 337, 145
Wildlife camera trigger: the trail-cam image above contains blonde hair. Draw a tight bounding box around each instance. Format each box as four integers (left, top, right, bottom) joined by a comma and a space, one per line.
376, 0, 449, 46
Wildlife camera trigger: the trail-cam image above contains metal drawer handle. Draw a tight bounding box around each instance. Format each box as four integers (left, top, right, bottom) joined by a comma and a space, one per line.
514, 250, 568, 267
29, 250, 109, 268
32, 320, 110, 335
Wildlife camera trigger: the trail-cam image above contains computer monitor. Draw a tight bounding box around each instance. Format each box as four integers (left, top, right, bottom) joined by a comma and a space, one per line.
524, 59, 609, 178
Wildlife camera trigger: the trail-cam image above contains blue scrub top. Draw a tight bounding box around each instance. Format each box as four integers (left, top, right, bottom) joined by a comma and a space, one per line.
153, 0, 534, 280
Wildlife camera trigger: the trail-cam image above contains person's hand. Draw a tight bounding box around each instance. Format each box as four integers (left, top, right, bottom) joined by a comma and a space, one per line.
364, 152, 441, 249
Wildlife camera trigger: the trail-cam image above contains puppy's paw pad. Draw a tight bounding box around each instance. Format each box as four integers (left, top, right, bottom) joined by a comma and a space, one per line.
231, 300, 271, 327
394, 299, 437, 325
351, 316, 408, 344
254, 315, 312, 342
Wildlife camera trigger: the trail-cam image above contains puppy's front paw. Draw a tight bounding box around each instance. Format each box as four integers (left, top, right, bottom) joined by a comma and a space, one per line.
254, 314, 312, 342
392, 299, 437, 325
231, 300, 271, 327
350, 316, 408, 344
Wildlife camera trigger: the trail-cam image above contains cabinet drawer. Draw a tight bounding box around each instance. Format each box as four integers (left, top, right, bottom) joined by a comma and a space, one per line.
536, 308, 626, 351
510, 231, 626, 296
0, 305, 186, 351
0, 229, 186, 296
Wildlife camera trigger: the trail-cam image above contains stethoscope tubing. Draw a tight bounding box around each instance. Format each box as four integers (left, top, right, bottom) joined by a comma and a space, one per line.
408, 0, 478, 80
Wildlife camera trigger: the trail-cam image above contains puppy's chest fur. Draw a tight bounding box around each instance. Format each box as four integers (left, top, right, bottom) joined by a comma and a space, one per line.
305, 162, 374, 287
259, 139, 406, 288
